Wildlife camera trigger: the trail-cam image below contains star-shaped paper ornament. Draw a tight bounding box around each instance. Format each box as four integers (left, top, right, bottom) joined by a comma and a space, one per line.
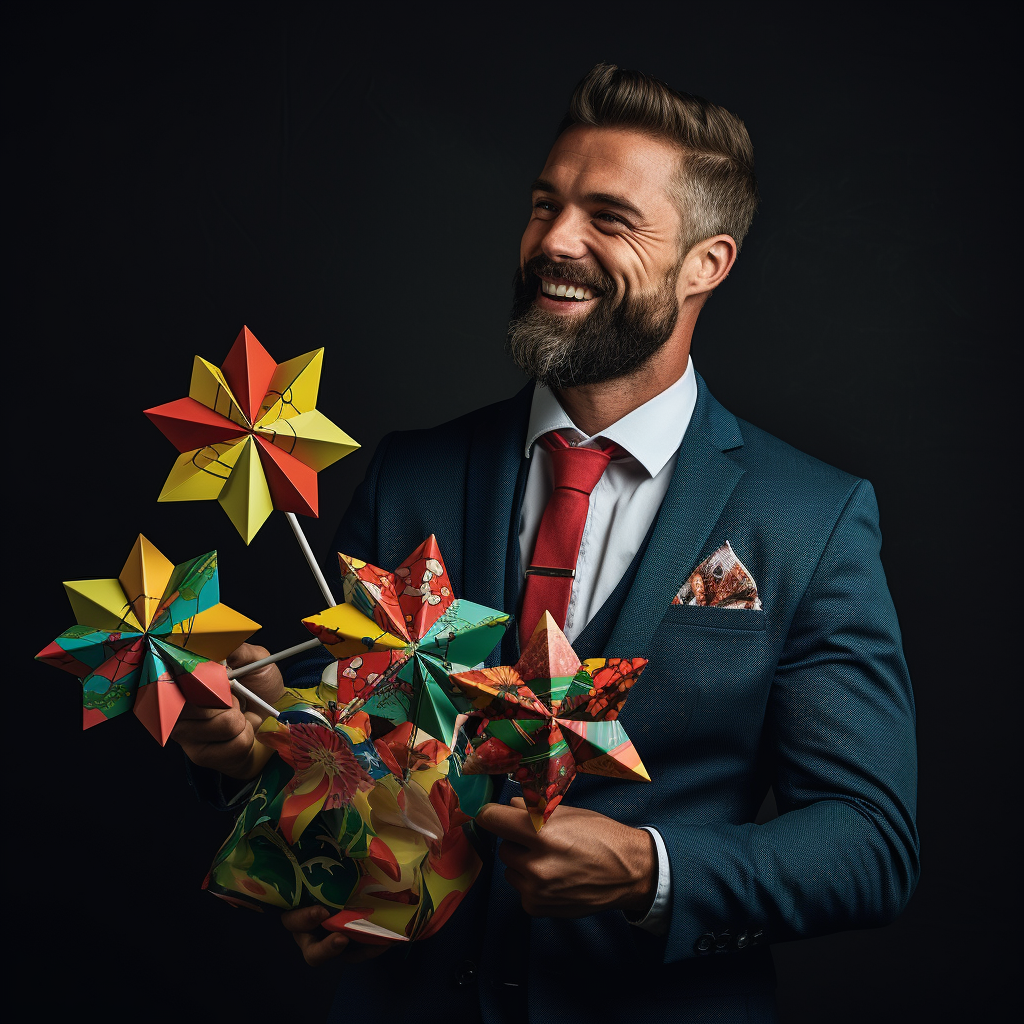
145, 326, 359, 543
450, 612, 650, 830
300, 536, 509, 748
36, 534, 260, 744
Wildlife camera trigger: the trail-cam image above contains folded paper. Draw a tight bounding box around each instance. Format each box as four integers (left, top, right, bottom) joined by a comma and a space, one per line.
204, 690, 482, 944
145, 326, 359, 543
301, 536, 509, 748
672, 540, 762, 609
36, 534, 260, 744
450, 612, 649, 830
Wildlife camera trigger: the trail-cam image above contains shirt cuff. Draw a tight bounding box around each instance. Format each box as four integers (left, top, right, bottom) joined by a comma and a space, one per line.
624, 825, 671, 935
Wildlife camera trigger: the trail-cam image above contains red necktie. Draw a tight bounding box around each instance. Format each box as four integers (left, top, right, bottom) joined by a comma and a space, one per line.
519, 430, 617, 648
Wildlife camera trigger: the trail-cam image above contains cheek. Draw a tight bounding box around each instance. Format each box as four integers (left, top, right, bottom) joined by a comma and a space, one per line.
521, 219, 546, 259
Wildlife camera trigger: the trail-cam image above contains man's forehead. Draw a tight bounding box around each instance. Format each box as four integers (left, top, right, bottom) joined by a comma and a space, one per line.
536, 126, 681, 207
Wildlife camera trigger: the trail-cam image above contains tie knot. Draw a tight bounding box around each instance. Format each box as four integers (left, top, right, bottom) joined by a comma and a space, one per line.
541, 430, 616, 495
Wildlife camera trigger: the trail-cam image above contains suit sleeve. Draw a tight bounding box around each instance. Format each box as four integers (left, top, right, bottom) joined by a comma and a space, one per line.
655, 479, 920, 962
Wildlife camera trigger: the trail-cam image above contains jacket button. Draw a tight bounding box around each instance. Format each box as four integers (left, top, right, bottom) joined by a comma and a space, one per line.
714, 932, 731, 951
736, 932, 749, 949
455, 960, 477, 987
751, 928, 764, 946
695, 934, 714, 954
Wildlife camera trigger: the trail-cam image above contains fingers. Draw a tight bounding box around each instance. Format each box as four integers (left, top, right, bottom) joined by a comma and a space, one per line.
226, 643, 270, 669
281, 906, 352, 967
474, 802, 540, 847
226, 643, 285, 705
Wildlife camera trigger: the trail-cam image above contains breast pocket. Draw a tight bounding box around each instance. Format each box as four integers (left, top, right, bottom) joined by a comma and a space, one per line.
660, 603, 767, 631
621, 603, 775, 764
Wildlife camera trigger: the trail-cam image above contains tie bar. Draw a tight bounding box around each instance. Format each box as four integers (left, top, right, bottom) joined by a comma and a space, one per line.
525, 565, 575, 578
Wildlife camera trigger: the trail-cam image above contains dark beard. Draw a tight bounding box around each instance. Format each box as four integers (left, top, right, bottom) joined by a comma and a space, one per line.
505, 256, 680, 388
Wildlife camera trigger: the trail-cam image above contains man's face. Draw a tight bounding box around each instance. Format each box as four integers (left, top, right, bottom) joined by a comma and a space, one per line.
508, 125, 687, 388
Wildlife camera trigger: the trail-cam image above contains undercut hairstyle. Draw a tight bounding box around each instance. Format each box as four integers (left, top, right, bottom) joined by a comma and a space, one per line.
558, 63, 759, 254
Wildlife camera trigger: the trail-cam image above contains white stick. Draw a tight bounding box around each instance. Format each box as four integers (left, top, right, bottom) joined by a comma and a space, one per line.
226, 637, 323, 719
285, 511, 337, 607
227, 638, 322, 679
229, 679, 280, 720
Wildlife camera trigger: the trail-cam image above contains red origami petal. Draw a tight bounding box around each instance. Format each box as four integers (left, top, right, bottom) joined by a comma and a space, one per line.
145, 397, 247, 452
36, 640, 94, 677
393, 535, 453, 641
220, 326, 277, 424
133, 678, 188, 746
254, 435, 319, 517
176, 660, 232, 709
368, 835, 402, 881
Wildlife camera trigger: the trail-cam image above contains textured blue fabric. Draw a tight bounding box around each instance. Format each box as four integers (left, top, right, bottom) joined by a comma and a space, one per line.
314, 374, 917, 1023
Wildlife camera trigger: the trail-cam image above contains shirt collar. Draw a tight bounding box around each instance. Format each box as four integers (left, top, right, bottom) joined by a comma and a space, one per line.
523, 358, 698, 478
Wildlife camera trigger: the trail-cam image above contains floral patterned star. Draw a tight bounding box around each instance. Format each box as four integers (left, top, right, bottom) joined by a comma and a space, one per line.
450, 612, 650, 830
300, 536, 509, 751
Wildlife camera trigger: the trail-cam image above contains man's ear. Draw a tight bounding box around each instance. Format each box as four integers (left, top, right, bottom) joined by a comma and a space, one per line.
679, 234, 738, 300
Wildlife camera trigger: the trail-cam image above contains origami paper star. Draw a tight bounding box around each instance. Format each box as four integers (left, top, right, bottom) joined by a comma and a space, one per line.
36, 534, 260, 744
145, 326, 359, 543
450, 612, 650, 830
300, 536, 509, 749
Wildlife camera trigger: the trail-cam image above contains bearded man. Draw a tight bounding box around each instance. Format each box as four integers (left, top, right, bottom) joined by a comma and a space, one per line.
175, 63, 919, 1023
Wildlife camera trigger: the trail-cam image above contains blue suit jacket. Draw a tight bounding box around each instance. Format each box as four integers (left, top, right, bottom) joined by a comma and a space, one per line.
295, 374, 919, 1024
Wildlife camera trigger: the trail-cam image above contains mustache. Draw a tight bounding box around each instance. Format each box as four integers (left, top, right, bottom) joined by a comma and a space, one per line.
517, 256, 615, 297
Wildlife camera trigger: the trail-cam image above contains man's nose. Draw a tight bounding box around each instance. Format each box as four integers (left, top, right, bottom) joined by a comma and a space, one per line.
538, 209, 590, 261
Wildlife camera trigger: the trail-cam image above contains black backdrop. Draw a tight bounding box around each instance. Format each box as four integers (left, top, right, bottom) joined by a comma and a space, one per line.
10, 6, 1019, 1022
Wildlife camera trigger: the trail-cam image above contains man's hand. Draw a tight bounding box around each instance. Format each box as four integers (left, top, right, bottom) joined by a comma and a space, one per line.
475, 797, 656, 919
170, 643, 285, 779
281, 906, 391, 967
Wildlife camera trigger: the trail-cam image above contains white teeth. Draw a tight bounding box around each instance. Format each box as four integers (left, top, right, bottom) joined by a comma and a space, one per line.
540, 279, 596, 300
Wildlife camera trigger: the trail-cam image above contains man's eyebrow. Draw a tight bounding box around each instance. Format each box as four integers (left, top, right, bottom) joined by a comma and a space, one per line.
529, 178, 645, 220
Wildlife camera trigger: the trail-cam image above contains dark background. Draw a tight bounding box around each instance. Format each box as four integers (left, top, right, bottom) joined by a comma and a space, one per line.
10, 5, 1019, 1021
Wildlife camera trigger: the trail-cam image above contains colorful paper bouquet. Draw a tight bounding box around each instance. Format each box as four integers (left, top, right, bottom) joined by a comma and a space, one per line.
203, 535, 511, 942
451, 612, 650, 830
204, 692, 483, 944
144, 325, 358, 548
36, 534, 260, 744
301, 535, 511, 750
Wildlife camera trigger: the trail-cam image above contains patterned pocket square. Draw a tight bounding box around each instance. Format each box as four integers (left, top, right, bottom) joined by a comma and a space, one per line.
672, 541, 762, 610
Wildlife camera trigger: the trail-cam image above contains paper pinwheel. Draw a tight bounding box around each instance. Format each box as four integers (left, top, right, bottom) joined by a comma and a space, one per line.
205, 694, 482, 944
36, 534, 260, 744
450, 612, 650, 830
145, 326, 359, 543
300, 535, 509, 748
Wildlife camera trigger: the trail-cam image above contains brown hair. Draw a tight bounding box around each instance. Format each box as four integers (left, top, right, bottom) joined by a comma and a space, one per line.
558, 63, 759, 253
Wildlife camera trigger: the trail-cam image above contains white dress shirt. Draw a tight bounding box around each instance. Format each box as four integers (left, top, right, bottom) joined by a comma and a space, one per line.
517, 358, 698, 934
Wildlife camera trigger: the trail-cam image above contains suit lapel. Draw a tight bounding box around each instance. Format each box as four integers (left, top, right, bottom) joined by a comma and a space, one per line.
463, 384, 533, 656
607, 374, 746, 658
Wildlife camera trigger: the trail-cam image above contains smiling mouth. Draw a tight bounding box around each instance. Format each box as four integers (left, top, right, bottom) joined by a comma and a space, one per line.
538, 277, 600, 302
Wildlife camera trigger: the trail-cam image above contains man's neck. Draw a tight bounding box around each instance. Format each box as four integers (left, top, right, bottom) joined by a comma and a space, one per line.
553, 338, 693, 437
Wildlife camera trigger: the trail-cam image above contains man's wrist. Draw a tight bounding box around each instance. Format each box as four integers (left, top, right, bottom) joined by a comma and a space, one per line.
619, 826, 659, 919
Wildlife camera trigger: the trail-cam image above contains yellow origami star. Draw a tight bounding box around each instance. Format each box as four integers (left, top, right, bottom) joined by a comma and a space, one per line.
145, 326, 359, 543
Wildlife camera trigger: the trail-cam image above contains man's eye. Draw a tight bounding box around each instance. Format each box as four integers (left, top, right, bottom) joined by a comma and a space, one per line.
596, 212, 627, 226
533, 200, 557, 213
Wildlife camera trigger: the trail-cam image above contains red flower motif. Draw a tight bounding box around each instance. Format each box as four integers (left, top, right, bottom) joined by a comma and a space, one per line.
261, 722, 375, 837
